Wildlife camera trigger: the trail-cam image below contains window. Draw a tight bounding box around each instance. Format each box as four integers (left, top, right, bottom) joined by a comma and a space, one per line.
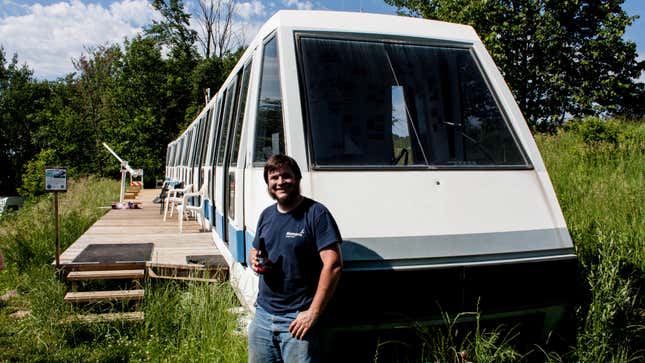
175, 139, 183, 167
229, 61, 253, 167
193, 119, 202, 168
200, 109, 213, 166
254, 36, 285, 163
297, 36, 528, 167
181, 131, 192, 166
209, 97, 224, 167
217, 80, 238, 166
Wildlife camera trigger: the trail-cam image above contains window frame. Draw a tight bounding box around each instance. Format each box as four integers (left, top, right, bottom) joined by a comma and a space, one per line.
294, 31, 533, 171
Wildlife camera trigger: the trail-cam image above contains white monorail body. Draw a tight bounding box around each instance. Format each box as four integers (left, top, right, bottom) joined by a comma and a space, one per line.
165, 11, 576, 323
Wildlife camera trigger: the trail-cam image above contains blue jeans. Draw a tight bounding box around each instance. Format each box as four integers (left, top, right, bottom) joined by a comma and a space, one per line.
248, 305, 320, 363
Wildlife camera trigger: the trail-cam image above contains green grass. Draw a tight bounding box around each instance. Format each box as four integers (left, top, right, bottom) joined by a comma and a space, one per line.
0, 177, 247, 362
535, 118, 644, 362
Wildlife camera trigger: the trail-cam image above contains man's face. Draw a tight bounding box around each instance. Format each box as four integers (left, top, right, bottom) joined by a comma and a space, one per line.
267, 166, 300, 205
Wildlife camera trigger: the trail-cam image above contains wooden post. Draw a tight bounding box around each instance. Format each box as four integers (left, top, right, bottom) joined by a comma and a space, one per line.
54, 191, 60, 269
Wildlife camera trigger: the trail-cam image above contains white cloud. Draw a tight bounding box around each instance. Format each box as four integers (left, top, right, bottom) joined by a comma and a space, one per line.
0, 0, 157, 79
236, 1, 266, 19
110, 0, 157, 27
282, 0, 314, 11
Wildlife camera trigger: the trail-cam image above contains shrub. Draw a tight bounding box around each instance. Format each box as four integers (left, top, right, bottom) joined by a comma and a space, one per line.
19, 148, 58, 197
565, 117, 621, 146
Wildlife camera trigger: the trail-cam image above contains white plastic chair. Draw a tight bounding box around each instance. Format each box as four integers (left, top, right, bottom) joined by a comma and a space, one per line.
178, 183, 208, 232
163, 183, 192, 222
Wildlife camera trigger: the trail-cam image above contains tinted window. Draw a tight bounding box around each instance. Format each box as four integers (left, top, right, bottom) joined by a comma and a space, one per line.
193, 119, 203, 168
298, 36, 527, 167
175, 139, 183, 167
217, 81, 237, 166
201, 110, 212, 167
229, 62, 253, 167
209, 97, 224, 167
254, 36, 285, 163
183, 130, 193, 166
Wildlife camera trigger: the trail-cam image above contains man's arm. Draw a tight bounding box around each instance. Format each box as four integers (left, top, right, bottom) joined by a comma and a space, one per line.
288, 242, 342, 339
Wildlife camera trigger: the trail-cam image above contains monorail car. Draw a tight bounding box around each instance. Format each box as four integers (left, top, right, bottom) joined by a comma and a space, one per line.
165, 10, 576, 329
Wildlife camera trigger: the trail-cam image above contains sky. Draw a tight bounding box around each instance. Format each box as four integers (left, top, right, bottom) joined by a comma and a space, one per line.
0, 0, 643, 81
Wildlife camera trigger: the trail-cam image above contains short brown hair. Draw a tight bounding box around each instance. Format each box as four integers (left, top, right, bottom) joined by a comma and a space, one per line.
263, 154, 302, 184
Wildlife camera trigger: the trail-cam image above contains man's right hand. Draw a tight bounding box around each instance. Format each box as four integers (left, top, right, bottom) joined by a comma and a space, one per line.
250, 247, 260, 273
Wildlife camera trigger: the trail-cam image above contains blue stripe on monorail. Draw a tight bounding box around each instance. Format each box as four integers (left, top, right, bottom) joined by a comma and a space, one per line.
215, 210, 225, 240
228, 222, 246, 264
203, 199, 212, 222
214, 209, 247, 264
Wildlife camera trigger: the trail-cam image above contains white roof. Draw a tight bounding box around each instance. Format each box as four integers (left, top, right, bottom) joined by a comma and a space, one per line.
258, 10, 480, 45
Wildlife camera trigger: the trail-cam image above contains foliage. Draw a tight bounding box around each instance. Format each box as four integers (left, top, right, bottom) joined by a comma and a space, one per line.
564, 116, 621, 145
145, 0, 198, 59
0, 2, 244, 196
1, 177, 118, 272
385, 0, 645, 127
535, 119, 644, 362
0, 177, 247, 362
19, 148, 58, 197
0, 49, 51, 195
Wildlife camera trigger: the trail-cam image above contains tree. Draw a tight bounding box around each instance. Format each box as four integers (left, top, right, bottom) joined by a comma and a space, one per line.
385, 0, 644, 127
196, 0, 239, 58
146, 0, 198, 60
0, 48, 50, 195
72, 44, 123, 170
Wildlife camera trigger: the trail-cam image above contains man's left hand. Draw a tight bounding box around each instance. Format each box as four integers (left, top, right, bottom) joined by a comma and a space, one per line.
288, 309, 319, 340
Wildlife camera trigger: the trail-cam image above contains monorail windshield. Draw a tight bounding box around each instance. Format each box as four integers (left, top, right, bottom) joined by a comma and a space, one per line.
297, 35, 528, 168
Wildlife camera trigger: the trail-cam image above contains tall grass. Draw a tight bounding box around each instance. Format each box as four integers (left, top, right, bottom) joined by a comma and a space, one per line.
0, 177, 247, 362
0, 176, 119, 272
134, 280, 247, 362
535, 118, 644, 362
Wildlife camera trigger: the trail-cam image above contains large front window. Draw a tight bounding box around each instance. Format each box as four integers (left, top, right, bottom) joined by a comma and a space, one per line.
297, 35, 528, 167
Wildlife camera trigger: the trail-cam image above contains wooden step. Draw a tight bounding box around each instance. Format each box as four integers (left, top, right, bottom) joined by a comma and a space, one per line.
63, 312, 144, 324
67, 269, 145, 281
63, 262, 147, 272
64, 289, 144, 303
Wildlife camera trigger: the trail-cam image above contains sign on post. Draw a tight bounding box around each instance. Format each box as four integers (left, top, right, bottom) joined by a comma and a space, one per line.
45, 168, 67, 192
45, 166, 67, 269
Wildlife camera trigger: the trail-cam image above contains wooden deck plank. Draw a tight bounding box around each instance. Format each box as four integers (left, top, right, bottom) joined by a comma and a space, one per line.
59, 188, 223, 271
67, 269, 145, 281
64, 289, 145, 303
63, 312, 145, 324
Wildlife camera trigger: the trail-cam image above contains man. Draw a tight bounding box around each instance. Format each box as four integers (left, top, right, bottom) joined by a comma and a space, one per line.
248, 154, 342, 363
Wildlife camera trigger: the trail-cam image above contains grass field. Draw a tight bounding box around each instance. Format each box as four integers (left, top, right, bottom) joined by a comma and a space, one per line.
0, 118, 642, 362
535, 118, 644, 362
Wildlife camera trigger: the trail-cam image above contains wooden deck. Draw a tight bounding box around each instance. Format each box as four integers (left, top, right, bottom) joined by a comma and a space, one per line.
59, 188, 224, 272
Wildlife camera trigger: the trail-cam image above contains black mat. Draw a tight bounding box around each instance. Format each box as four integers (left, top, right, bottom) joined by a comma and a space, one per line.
186, 255, 226, 267
73, 243, 154, 263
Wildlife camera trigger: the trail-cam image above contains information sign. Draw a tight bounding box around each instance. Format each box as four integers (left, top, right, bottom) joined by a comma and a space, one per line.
45, 167, 67, 192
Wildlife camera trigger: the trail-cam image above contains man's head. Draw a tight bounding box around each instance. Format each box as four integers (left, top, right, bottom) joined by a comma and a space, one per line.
264, 154, 302, 205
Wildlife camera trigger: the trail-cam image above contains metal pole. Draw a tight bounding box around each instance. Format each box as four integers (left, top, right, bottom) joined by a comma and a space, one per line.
54, 191, 60, 269
120, 170, 127, 203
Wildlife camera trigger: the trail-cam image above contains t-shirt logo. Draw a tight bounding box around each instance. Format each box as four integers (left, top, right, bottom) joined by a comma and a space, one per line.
285, 228, 305, 238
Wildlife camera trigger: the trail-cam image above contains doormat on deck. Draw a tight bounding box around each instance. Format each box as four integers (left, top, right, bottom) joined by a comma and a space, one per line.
73, 243, 154, 263
186, 255, 226, 267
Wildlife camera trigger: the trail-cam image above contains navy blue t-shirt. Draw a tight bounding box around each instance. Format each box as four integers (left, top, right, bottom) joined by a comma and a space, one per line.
253, 197, 342, 315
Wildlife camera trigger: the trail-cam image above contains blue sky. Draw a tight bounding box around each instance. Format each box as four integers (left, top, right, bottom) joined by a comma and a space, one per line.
0, 0, 643, 80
